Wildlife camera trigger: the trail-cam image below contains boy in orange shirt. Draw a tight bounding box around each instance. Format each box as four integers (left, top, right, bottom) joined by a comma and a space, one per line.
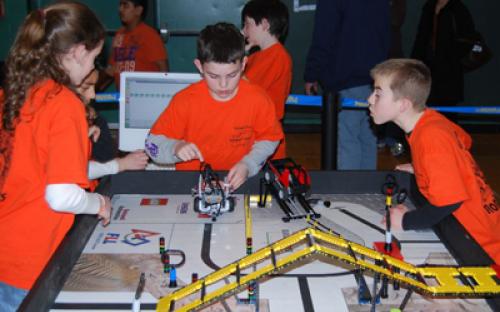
242, 0, 292, 159
367, 58, 500, 264
104, 0, 168, 90
145, 23, 283, 190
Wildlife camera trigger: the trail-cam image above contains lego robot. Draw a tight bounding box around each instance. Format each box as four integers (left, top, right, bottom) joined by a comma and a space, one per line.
193, 163, 235, 221
261, 158, 320, 222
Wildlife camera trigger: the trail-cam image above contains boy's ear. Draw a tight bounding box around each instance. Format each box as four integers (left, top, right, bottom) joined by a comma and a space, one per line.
399, 97, 413, 112
261, 18, 270, 32
241, 56, 248, 72
193, 59, 203, 74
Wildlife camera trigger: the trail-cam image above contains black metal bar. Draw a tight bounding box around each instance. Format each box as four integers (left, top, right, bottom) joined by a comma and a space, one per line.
298, 277, 315, 312
321, 92, 339, 170
399, 288, 413, 310
235, 264, 241, 284
370, 272, 379, 312
258, 178, 269, 208
297, 194, 321, 218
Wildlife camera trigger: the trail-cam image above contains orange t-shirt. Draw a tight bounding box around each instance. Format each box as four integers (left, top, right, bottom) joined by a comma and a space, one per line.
245, 43, 292, 159
408, 109, 500, 263
108, 22, 168, 89
0, 80, 90, 290
150, 79, 284, 171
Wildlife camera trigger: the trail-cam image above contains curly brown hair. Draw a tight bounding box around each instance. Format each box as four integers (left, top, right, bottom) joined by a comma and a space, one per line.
0, 2, 105, 199
2, 2, 105, 130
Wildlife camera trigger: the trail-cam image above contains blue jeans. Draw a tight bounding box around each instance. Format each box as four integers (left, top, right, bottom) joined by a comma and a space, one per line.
0, 281, 28, 312
337, 85, 377, 170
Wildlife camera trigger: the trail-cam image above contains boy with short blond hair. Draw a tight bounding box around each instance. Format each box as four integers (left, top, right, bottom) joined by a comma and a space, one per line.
368, 58, 500, 264
242, 0, 292, 159
145, 23, 283, 190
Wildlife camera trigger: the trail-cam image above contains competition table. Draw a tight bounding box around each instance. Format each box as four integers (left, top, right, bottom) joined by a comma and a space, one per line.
19, 171, 499, 311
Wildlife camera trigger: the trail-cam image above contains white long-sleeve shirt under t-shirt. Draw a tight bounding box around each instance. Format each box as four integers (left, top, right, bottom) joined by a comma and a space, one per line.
44, 159, 119, 214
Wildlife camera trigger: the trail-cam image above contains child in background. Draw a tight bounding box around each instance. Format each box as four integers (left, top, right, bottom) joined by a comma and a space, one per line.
78, 70, 148, 179
103, 0, 168, 90
367, 58, 499, 264
242, 0, 291, 159
0, 3, 110, 309
145, 22, 283, 190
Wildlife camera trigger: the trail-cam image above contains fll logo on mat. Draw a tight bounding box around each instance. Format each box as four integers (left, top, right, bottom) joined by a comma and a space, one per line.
103, 233, 120, 244
122, 229, 160, 246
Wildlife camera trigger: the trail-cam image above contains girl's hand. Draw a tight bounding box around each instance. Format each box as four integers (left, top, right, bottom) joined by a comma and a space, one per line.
98, 195, 112, 226
117, 150, 149, 171
88, 125, 101, 142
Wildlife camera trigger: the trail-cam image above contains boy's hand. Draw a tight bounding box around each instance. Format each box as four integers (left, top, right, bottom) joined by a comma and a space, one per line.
382, 204, 409, 231
174, 141, 204, 162
98, 195, 112, 226
88, 125, 101, 142
117, 150, 149, 172
305, 82, 318, 95
227, 162, 249, 191
395, 163, 414, 174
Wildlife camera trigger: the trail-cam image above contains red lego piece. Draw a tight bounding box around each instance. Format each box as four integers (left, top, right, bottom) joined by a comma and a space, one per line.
373, 241, 404, 261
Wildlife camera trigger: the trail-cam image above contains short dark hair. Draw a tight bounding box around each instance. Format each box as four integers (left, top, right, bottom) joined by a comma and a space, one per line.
242, 0, 289, 42
197, 22, 245, 64
126, 0, 147, 20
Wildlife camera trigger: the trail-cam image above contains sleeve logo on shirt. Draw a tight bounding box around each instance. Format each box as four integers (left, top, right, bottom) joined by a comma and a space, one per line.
145, 140, 159, 158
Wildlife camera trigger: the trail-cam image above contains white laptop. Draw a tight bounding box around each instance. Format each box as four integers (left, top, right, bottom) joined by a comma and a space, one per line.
119, 71, 201, 152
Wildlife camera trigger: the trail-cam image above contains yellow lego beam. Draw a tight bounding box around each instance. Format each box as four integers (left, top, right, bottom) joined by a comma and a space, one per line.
157, 227, 500, 311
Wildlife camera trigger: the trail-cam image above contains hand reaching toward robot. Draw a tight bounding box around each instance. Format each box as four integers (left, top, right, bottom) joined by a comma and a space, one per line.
227, 161, 249, 191
174, 141, 204, 162
382, 204, 409, 231
395, 163, 414, 174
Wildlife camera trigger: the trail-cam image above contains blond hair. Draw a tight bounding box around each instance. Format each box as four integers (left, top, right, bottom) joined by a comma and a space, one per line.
370, 59, 431, 111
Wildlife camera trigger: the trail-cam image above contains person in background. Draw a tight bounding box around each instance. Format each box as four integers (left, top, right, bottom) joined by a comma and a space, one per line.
412, 0, 475, 109
81, 68, 116, 162
0, 3, 110, 309
304, 0, 390, 170
101, 0, 168, 90
78, 69, 149, 180
378, 0, 407, 151
242, 0, 292, 159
